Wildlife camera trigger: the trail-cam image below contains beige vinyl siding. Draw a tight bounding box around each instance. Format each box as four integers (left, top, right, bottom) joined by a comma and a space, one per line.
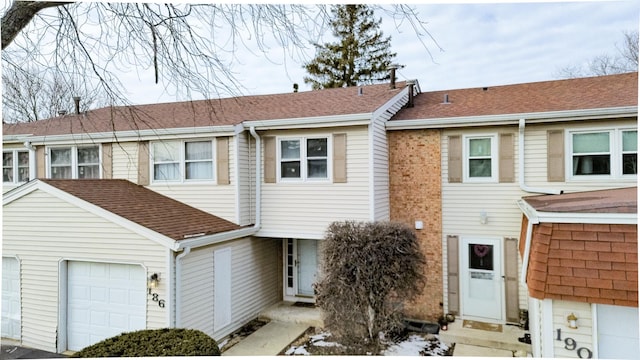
260, 126, 370, 239
179, 237, 279, 341
112, 141, 141, 182
371, 116, 390, 221
522, 120, 637, 190
552, 300, 593, 358
235, 132, 254, 226
2, 190, 168, 352
441, 119, 638, 316
149, 137, 238, 223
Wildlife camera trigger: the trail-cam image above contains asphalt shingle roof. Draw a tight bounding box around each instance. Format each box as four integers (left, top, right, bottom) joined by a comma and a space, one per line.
3, 82, 405, 137
392, 72, 638, 120
40, 179, 242, 240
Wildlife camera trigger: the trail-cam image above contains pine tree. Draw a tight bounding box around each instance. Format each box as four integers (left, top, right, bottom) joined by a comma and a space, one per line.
303, 5, 397, 90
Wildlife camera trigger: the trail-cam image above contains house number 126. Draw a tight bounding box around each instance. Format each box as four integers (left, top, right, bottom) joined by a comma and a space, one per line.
555, 329, 592, 359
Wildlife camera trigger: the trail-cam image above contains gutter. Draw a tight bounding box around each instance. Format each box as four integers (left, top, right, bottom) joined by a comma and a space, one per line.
518, 119, 562, 195
23, 141, 36, 181
385, 106, 637, 130
243, 113, 372, 130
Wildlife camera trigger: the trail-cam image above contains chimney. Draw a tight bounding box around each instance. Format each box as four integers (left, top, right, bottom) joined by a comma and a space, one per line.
73, 96, 81, 115
388, 64, 398, 89
293, 83, 299, 93
406, 80, 416, 108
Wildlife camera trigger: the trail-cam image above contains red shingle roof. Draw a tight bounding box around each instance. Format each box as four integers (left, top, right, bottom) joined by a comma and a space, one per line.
392, 72, 638, 120
3, 82, 404, 137
40, 179, 242, 240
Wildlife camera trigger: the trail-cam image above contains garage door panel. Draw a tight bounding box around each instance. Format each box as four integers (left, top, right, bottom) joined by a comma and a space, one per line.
597, 304, 639, 359
68, 262, 146, 351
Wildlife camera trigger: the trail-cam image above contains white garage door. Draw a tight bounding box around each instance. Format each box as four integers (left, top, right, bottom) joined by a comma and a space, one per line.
67, 261, 146, 351
1, 257, 21, 339
597, 304, 639, 359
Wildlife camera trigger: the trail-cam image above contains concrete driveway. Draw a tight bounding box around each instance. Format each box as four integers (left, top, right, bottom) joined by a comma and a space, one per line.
1, 345, 66, 359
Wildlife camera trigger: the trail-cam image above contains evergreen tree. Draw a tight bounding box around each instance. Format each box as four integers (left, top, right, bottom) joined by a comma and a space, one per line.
303, 5, 397, 90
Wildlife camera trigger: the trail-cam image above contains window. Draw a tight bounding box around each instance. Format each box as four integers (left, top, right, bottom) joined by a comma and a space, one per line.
278, 137, 329, 181
48, 146, 100, 179
151, 140, 214, 182
569, 128, 637, 178
3, 150, 29, 183
464, 135, 497, 182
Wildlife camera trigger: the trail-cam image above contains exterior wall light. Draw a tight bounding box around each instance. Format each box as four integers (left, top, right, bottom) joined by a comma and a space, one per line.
415, 220, 424, 230
480, 211, 488, 224
567, 313, 578, 329
149, 273, 160, 289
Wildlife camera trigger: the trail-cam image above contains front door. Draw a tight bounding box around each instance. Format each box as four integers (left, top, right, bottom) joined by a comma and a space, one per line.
460, 237, 503, 321
284, 239, 318, 301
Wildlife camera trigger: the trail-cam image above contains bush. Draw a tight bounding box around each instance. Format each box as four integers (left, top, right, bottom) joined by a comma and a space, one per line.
316, 221, 426, 347
72, 328, 220, 357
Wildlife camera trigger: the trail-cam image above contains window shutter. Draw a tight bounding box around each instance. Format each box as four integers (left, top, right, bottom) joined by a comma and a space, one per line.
101, 143, 113, 179
138, 141, 150, 186
547, 130, 564, 182
504, 237, 520, 323
263, 136, 276, 183
448, 135, 462, 183
499, 133, 515, 183
333, 133, 347, 183
447, 235, 460, 315
216, 137, 230, 185
36, 146, 45, 178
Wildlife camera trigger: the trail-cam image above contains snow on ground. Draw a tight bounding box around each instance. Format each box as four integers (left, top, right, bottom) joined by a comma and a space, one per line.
284, 331, 451, 356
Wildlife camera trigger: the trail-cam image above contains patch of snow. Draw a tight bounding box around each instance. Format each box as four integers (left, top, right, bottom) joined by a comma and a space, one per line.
285, 345, 310, 355
383, 334, 451, 356
309, 331, 342, 348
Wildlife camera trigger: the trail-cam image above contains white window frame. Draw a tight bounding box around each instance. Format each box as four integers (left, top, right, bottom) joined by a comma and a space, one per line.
150, 139, 216, 183
2, 149, 31, 184
566, 127, 637, 181
276, 136, 332, 182
463, 134, 498, 183
47, 145, 101, 179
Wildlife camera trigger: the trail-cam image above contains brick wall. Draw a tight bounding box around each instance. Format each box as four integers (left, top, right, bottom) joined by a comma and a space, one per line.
388, 129, 443, 321
527, 222, 638, 307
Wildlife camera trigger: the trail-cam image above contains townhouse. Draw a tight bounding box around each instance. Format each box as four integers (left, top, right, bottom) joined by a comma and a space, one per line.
387, 72, 638, 359
2, 81, 413, 353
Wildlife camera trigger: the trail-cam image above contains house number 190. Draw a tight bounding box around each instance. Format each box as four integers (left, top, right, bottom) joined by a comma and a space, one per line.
555, 329, 592, 359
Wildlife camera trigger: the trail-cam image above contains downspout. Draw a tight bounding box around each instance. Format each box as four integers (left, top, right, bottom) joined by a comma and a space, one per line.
24, 141, 36, 181
518, 119, 562, 195
175, 246, 191, 327
249, 126, 262, 229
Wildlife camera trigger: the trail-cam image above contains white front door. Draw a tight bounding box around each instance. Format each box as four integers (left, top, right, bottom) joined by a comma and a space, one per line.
67, 261, 146, 351
1, 257, 21, 339
284, 239, 318, 300
460, 237, 503, 321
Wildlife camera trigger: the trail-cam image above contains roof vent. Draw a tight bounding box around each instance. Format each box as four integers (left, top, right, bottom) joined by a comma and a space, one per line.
358, 87, 363, 96
442, 94, 450, 104
406, 80, 416, 108
58, 110, 67, 116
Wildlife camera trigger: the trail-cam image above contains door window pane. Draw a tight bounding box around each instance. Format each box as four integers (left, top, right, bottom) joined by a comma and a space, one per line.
468, 244, 493, 271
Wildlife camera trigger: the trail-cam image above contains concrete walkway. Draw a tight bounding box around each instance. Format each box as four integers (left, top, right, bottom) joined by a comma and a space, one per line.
221, 321, 309, 356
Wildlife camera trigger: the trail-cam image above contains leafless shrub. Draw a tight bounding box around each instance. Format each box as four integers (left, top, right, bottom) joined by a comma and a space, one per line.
315, 221, 426, 348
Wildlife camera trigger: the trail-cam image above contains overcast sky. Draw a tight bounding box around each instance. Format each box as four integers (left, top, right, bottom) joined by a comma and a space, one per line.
122, 1, 639, 105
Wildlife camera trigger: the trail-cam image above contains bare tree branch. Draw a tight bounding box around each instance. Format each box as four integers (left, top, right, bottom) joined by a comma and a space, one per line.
1, 1, 70, 49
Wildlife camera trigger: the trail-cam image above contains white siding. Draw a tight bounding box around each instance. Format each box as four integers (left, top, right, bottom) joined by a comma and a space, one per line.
552, 300, 593, 359
179, 237, 280, 341
236, 131, 255, 226
260, 126, 371, 239
440, 118, 637, 317
2, 190, 168, 352
149, 137, 238, 223
111, 141, 140, 182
